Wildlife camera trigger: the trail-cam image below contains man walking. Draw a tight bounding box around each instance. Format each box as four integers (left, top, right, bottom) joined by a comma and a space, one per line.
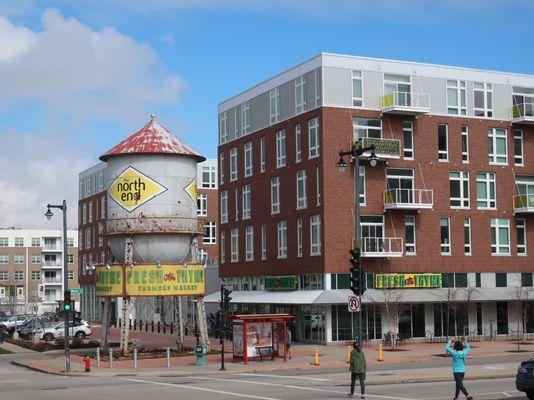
348, 341, 366, 399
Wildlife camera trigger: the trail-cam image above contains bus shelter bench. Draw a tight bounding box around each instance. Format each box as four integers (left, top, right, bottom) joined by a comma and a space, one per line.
255, 346, 274, 361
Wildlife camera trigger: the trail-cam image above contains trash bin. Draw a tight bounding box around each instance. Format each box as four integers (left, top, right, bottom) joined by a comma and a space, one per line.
195, 344, 206, 366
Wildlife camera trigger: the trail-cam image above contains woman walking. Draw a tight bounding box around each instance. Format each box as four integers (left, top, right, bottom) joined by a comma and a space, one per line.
347, 341, 366, 399
445, 338, 473, 400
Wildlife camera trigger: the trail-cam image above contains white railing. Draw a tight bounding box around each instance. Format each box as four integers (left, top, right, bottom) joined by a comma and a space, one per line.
43, 261, 62, 267
381, 91, 430, 110
361, 237, 403, 257
512, 103, 534, 119
384, 188, 433, 208
514, 194, 534, 210
43, 244, 60, 251
43, 277, 62, 284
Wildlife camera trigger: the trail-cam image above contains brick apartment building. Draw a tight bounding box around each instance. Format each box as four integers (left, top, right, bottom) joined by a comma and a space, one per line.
0, 228, 79, 315
78, 118, 220, 325
208, 53, 534, 344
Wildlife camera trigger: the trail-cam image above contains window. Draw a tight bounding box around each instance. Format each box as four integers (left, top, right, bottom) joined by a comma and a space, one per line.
245, 226, 254, 261
220, 191, 228, 223
234, 188, 239, 221
230, 229, 239, 262
315, 68, 321, 106
31, 254, 41, 264
308, 117, 320, 158
403, 121, 414, 159
14, 255, 24, 264
197, 193, 207, 216
476, 273, 481, 288
234, 107, 239, 138
88, 200, 93, 223
0, 271, 7, 280
296, 218, 303, 257
230, 147, 238, 181
316, 165, 321, 206
449, 171, 470, 208
276, 130, 286, 168
68, 271, 74, 280
244, 142, 253, 177
476, 172, 496, 209
0, 238, 7, 247
277, 221, 288, 259
67, 254, 74, 264
242, 185, 251, 219
464, 217, 472, 255
447, 80, 466, 115
86, 227, 91, 249
488, 128, 508, 165
241, 101, 250, 135
261, 224, 266, 260
461, 126, 469, 163
514, 130, 524, 165
219, 153, 225, 185
271, 177, 280, 214
295, 75, 306, 114
203, 221, 216, 244
31, 271, 41, 280
352, 70, 363, 107
14, 271, 23, 281
440, 217, 451, 254
220, 231, 225, 263
100, 197, 106, 219
31, 237, 41, 247
474, 82, 493, 117
438, 124, 448, 161
0, 255, 8, 264
14, 237, 24, 247
295, 124, 302, 163
260, 137, 265, 173
491, 218, 510, 255
78, 231, 82, 251
496, 273, 507, 287
521, 273, 533, 287
296, 170, 307, 209
219, 111, 228, 144
359, 166, 366, 205
310, 215, 322, 255
517, 218, 527, 255
384, 73, 411, 106
354, 118, 381, 139
270, 87, 280, 124
82, 203, 87, 224
405, 216, 416, 254
201, 165, 216, 188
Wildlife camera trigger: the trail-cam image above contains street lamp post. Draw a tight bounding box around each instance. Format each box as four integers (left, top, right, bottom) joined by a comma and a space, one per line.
336, 143, 378, 346
45, 200, 70, 373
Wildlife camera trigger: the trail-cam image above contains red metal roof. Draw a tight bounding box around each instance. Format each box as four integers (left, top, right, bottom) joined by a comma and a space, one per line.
100, 115, 205, 162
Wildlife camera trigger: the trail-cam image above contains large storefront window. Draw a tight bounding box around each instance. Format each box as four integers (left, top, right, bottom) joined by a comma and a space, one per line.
331, 304, 382, 342
398, 304, 426, 338
301, 306, 325, 342
497, 302, 509, 335
434, 303, 468, 337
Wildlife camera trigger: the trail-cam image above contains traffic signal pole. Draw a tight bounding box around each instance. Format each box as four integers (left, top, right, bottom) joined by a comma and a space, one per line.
62, 200, 70, 373
219, 285, 225, 371
353, 151, 363, 347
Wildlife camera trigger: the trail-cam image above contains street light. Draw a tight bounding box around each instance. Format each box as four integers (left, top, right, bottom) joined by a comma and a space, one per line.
336, 143, 378, 346
44, 200, 70, 373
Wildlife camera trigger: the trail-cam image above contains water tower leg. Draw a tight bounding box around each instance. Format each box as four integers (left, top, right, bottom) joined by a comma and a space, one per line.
100, 297, 111, 350
119, 296, 131, 355
196, 297, 210, 350
174, 296, 184, 350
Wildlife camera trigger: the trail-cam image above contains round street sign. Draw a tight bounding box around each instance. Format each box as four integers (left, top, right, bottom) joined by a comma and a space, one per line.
348, 296, 360, 312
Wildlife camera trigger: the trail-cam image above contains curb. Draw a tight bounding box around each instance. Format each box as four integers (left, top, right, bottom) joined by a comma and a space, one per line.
11, 360, 64, 376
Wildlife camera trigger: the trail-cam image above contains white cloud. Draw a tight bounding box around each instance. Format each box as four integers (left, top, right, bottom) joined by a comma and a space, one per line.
0, 9, 183, 228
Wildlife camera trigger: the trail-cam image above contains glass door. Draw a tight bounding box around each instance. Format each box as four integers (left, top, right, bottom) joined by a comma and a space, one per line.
384, 74, 411, 106
360, 216, 384, 253
386, 168, 414, 204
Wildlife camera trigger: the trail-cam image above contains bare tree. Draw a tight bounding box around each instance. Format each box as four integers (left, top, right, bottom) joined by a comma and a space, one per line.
462, 286, 478, 340
513, 287, 532, 351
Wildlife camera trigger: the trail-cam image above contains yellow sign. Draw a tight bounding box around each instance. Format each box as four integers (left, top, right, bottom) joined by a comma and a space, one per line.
125, 264, 205, 296
96, 266, 124, 297
375, 273, 442, 289
108, 166, 167, 212
184, 177, 197, 205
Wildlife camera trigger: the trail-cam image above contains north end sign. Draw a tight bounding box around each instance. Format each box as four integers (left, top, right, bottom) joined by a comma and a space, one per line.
375, 273, 442, 289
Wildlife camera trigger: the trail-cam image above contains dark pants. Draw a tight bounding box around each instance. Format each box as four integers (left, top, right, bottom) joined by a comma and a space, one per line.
350, 372, 365, 395
453, 372, 469, 398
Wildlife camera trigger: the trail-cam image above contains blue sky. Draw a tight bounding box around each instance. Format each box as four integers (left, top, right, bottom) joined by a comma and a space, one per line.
1, 0, 533, 227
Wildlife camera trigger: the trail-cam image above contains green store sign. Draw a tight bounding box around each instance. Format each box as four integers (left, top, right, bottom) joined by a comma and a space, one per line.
265, 276, 297, 291
375, 273, 442, 289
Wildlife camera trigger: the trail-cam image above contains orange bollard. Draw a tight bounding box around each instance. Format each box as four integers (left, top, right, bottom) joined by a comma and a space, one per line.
313, 347, 320, 366
378, 342, 383, 362
346, 345, 351, 364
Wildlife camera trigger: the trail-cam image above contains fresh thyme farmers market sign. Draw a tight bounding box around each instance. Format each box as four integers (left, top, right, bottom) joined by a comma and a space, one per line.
375, 273, 442, 289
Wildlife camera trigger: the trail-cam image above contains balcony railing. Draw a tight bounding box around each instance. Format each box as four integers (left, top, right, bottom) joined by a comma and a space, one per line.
511, 103, 534, 124
43, 261, 62, 267
43, 277, 62, 284
360, 237, 403, 257
358, 137, 401, 159
106, 216, 204, 236
43, 244, 61, 251
384, 189, 434, 210
514, 194, 534, 213
381, 91, 430, 115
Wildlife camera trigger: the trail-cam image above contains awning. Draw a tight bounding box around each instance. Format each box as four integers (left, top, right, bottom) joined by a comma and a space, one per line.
204, 287, 534, 305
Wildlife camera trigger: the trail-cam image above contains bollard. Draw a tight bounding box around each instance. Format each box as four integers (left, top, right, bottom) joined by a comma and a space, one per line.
96, 347, 101, 368
346, 345, 351, 364
133, 348, 138, 369
84, 356, 91, 372
163, 325, 166, 334
151, 321, 154, 332
109, 348, 113, 369
378, 343, 383, 362
170, 325, 174, 335
133, 320, 137, 331
129, 320, 132, 330
166, 347, 170, 368
145, 321, 148, 332
158, 322, 161, 333
313, 347, 319, 366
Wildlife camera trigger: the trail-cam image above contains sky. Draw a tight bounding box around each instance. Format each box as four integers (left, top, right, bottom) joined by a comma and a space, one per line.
0, 0, 534, 229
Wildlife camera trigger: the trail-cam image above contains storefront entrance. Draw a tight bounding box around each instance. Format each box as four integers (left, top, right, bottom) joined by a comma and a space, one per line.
300, 305, 325, 343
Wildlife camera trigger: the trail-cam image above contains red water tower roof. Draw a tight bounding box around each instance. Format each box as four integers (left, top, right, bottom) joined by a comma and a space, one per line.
100, 115, 206, 162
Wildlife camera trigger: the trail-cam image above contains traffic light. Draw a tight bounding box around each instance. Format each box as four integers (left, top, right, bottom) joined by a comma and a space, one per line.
349, 248, 365, 295
223, 288, 232, 311
63, 290, 72, 312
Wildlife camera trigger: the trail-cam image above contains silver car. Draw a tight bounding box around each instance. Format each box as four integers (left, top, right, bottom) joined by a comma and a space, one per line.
38, 320, 92, 341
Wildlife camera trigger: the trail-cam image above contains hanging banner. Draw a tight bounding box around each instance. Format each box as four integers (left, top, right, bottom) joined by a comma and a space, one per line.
96, 266, 124, 297
375, 273, 442, 289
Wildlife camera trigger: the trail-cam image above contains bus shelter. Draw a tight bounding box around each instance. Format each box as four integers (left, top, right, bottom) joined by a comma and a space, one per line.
229, 314, 294, 364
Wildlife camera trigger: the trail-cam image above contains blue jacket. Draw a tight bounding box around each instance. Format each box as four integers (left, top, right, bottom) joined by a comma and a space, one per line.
445, 340, 470, 373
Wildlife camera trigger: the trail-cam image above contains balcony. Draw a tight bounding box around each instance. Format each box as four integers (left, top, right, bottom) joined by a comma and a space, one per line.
42, 261, 62, 268
384, 189, 434, 210
361, 237, 403, 257
381, 91, 430, 115
511, 103, 534, 125
43, 277, 62, 284
358, 137, 401, 160
42, 244, 61, 252
514, 194, 534, 213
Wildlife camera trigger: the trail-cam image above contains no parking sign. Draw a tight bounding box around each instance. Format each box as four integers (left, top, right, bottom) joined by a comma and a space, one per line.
348, 296, 360, 312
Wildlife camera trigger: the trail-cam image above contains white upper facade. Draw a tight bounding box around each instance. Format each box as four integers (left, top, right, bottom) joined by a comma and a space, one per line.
0, 229, 78, 248
197, 159, 217, 190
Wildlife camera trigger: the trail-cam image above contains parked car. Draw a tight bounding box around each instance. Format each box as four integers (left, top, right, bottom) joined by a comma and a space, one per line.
38, 320, 92, 341
516, 358, 534, 400
0, 315, 28, 332
18, 319, 55, 340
